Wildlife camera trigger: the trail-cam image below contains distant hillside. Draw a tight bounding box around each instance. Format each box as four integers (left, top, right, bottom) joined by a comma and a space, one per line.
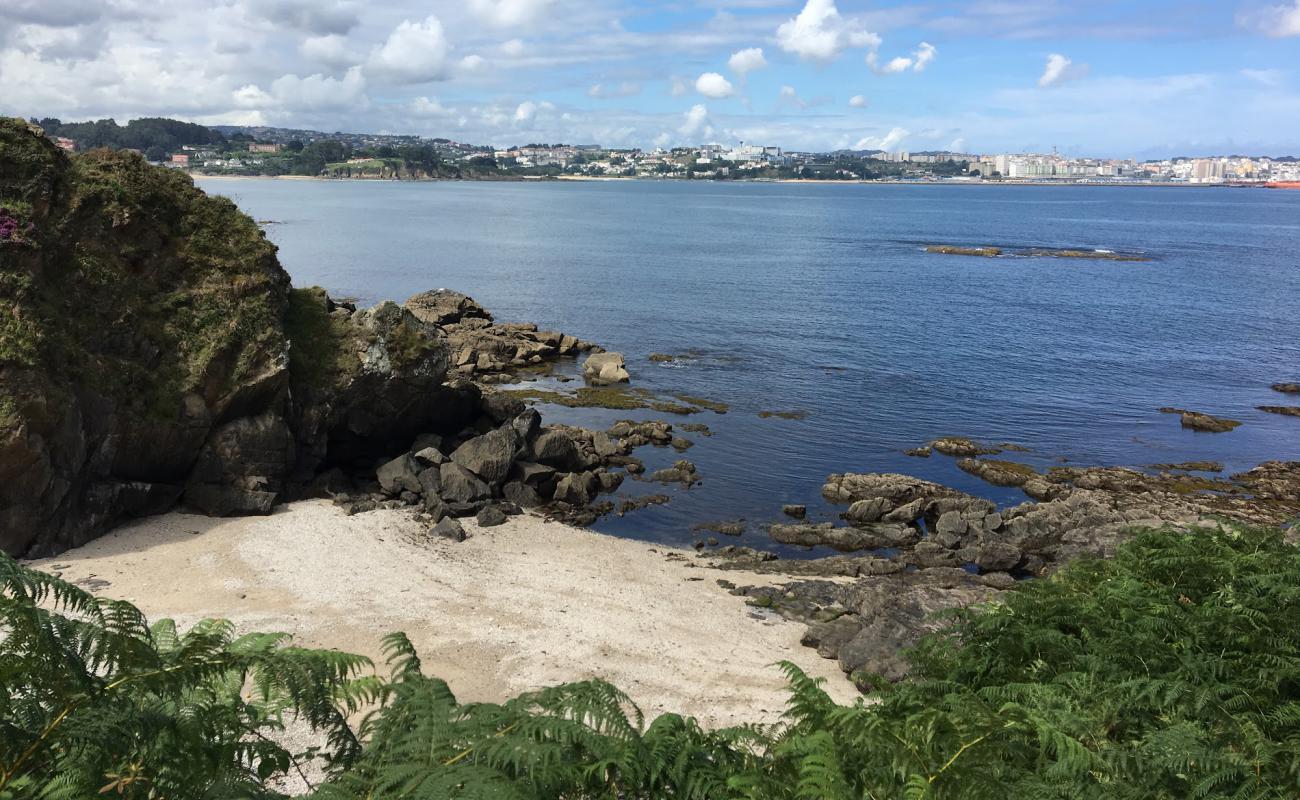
32, 117, 225, 161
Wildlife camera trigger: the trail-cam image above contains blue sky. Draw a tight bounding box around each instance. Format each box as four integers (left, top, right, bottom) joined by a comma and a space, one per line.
2, 0, 1298, 157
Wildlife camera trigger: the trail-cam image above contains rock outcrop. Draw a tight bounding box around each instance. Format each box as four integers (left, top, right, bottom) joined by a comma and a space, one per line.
404, 289, 597, 382
0, 120, 602, 556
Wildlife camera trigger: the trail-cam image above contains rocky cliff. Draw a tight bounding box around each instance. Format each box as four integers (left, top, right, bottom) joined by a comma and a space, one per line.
0, 119, 456, 556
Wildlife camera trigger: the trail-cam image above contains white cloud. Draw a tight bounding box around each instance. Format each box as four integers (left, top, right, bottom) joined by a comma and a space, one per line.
669, 76, 691, 96
410, 96, 451, 117
469, 0, 553, 28
848, 94, 868, 108
867, 41, 935, 74
512, 99, 554, 124
853, 126, 908, 151
1241, 68, 1285, 86
775, 0, 880, 63
299, 34, 355, 69
1237, 1, 1300, 37
728, 47, 767, 79
499, 38, 526, 57
778, 85, 806, 109
589, 81, 642, 98
913, 42, 936, 71
949, 136, 967, 152
695, 71, 736, 99
366, 16, 450, 85
459, 54, 485, 71
1038, 53, 1089, 88
238, 65, 368, 113
679, 103, 712, 137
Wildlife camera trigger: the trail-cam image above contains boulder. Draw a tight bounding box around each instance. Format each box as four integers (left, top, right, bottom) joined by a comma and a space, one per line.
450, 426, 521, 485
431, 517, 467, 542
1158, 407, 1241, 433
554, 471, 600, 505
417, 467, 441, 499
476, 505, 509, 527
975, 541, 1022, 572
530, 429, 585, 471
834, 570, 1000, 683
413, 447, 446, 466
648, 460, 698, 485
502, 481, 543, 508
929, 437, 1001, 457
423, 495, 450, 522
782, 504, 807, 519
843, 497, 889, 525
582, 352, 631, 385
404, 289, 493, 326
439, 462, 491, 504
1272, 383, 1300, 394
377, 454, 422, 496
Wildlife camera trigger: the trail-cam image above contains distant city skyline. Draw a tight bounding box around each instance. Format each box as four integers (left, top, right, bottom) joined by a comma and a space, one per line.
3, 0, 1299, 158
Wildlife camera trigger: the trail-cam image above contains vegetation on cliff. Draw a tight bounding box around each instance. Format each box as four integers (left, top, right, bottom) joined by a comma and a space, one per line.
4, 524, 1297, 798
0, 117, 298, 555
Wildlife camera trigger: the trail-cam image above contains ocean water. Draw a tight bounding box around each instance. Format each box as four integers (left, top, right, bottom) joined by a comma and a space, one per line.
200, 178, 1300, 550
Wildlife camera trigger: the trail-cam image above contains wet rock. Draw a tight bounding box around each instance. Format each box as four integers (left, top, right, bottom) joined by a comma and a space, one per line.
821, 472, 968, 507
1258, 406, 1300, 417
670, 437, 694, 451
583, 352, 631, 385
930, 437, 1001, 457
693, 520, 746, 536
1159, 407, 1241, 433
904, 446, 932, 458
957, 458, 1037, 487
679, 423, 712, 436
1149, 461, 1224, 473
648, 460, 698, 485
1270, 383, 1300, 394
614, 494, 668, 515
431, 517, 468, 542
476, 505, 509, 527
377, 454, 422, 496
597, 471, 624, 493
782, 504, 807, 519
439, 462, 491, 504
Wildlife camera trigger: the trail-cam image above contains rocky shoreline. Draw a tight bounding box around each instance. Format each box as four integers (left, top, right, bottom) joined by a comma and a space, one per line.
5, 117, 1299, 703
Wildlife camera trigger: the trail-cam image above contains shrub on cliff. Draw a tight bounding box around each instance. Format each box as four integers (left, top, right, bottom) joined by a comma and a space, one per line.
3, 524, 1298, 798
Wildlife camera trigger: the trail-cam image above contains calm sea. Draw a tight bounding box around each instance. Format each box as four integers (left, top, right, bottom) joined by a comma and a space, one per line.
199, 178, 1300, 550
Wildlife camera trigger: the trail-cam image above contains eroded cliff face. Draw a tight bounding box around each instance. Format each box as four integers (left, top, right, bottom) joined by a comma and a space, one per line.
0, 119, 452, 556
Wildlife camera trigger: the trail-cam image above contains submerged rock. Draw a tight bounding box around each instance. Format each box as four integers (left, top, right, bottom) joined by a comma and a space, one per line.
1271, 383, 1300, 394
1258, 406, 1300, 418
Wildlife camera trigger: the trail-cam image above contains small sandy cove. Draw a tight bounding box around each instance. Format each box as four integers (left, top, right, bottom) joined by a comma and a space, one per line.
28, 500, 854, 727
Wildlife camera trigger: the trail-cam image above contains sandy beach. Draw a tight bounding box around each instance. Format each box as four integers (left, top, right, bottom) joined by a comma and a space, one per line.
27, 500, 855, 728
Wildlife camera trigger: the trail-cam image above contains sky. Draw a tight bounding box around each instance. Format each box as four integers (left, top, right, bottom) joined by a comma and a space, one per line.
2, 0, 1299, 157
